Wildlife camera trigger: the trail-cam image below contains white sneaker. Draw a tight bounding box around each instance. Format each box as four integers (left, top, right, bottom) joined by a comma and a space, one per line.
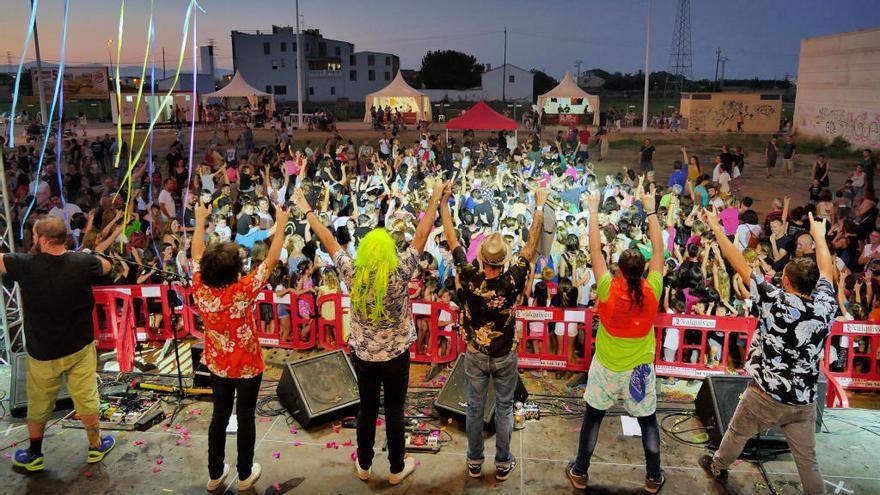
237, 463, 261, 491
355, 457, 371, 481
206, 464, 229, 491
389, 456, 416, 485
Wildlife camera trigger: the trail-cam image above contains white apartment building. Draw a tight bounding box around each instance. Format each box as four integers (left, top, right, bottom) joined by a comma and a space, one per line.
230, 26, 399, 102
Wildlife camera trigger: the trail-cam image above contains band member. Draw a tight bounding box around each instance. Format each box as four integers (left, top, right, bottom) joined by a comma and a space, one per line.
191, 202, 290, 492
699, 210, 836, 495
566, 186, 666, 493
439, 183, 548, 481
292, 180, 446, 485
0, 217, 115, 472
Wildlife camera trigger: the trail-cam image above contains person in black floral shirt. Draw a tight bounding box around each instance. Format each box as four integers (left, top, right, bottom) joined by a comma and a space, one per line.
699, 209, 836, 495
440, 184, 548, 482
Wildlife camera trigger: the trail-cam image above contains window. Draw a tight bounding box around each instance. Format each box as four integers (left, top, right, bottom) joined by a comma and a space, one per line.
368, 70, 375, 81
385, 56, 391, 66
280, 42, 287, 52
367, 55, 375, 66
330, 86, 335, 96
273, 85, 287, 95
349, 55, 356, 66
263, 42, 270, 55
292, 42, 297, 52
349, 70, 357, 81
335, 46, 341, 56
318, 42, 326, 57
384, 71, 390, 81
508, 75, 515, 83
266, 85, 271, 93
309, 87, 314, 96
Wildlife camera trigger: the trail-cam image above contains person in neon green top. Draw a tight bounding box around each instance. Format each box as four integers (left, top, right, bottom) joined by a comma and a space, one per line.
565, 179, 666, 494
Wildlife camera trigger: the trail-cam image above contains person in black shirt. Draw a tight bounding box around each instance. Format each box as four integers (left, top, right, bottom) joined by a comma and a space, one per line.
639, 138, 655, 176
1, 217, 116, 472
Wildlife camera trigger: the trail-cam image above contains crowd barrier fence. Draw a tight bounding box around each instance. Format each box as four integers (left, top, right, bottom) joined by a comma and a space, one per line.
824, 321, 880, 391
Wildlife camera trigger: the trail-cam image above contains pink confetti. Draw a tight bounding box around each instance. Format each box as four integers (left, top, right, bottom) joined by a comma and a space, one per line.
133, 440, 145, 446
272, 451, 281, 459
180, 428, 189, 435
189, 409, 201, 415
258, 418, 273, 423
734, 459, 744, 466
569, 427, 581, 433
342, 440, 353, 447
3, 453, 11, 459
10, 441, 16, 448
293, 441, 301, 447
174, 424, 181, 430
84, 471, 93, 478
163, 425, 170, 432
273, 483, 281, 491
152, 466, 162, 473
416, 460, 421, 466
289, 427, 298, 434
376, 419, 384, 426
175, 441, 182, 446
156, 457, 164, 465
350, 451, 358, 461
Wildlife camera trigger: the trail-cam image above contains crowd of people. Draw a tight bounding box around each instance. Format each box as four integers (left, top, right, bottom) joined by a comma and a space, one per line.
0, 117, 876, 493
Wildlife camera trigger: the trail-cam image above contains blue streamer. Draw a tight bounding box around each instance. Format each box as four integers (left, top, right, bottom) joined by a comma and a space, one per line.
7, 0, 39, 148
148, 8, 161, 264
20, 0, 70, 239
181, 6, 198, 254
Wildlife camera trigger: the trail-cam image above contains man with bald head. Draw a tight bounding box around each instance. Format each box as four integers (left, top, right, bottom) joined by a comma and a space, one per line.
0, 216, 116, 473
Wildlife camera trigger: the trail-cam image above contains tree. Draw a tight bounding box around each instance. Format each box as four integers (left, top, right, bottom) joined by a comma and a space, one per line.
419, 50, 483, 89
531, 70, 558, 101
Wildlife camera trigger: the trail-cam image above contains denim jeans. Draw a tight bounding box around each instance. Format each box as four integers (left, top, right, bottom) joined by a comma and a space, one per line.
465, 349, 518, 467
572, 404, 662, 479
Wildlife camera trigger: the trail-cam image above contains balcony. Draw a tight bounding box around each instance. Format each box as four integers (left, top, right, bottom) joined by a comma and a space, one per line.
308, 69, 343, 78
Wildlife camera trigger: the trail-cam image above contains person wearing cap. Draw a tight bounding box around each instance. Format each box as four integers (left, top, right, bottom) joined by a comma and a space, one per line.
439, 183, 549, 482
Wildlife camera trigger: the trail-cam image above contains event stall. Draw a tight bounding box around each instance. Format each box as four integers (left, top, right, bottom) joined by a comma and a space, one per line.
201, 71, 276, 113
536, 72, 600, 126
444, 100, 518, 142
363, 72, 432, 125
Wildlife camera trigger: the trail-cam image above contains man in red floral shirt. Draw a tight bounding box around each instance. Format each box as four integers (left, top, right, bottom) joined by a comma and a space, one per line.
191, 201, 289, 492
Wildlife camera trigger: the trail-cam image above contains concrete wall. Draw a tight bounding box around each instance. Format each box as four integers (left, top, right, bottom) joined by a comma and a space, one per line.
679, 92, 782, 132
793, 28, 880, 147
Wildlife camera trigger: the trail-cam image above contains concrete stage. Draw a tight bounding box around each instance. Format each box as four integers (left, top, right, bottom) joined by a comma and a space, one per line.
0, 385, 878, 495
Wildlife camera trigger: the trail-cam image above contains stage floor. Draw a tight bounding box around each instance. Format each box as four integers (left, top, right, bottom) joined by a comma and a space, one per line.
0, 384, 878, 495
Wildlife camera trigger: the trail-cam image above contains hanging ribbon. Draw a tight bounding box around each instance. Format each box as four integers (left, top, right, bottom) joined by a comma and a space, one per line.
181, 7, 199, 254
148, 8, 161, 265
111, 0, 125, 172
7, 0, 39, 148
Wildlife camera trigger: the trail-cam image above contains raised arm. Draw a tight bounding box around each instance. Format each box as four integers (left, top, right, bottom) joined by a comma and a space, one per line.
411, 179, 446, 254
520, 188, 548, 263
264, 205, 291, 271
641, 185, 664, 274
808, 212, 834, 281
439, 182, 461, 253
292, 188, 342, 258
703, 207, 752, 281
587, 191, 608, 280
192, 203, 211, 262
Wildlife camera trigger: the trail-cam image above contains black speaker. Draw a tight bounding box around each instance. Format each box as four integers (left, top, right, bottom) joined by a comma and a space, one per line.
694, 375, 826, 448
434, 355, 528, 429
276, 349, 360, 428
10, 352, 73, 418
189, 344, 211, 388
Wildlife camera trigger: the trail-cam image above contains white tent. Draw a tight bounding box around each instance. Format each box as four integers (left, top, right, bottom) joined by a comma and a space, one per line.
363, 72, 432, 123
537, 72, 600, 126
202, 71, 275, 112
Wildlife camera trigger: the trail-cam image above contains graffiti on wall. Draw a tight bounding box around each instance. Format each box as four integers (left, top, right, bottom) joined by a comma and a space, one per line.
812, 107, 880, 146
688, 100, 778, 131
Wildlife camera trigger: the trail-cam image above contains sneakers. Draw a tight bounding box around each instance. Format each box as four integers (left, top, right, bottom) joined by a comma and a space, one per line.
565, 461, 588, 490
206, 464, 229, 491
389, 455, 416, 485
355, 457, 371, 481
12, 449, 44, 472
699, 454, 728, 484
237, 462, 262, 491
87, 435, 116, 464
495, 456, 516, 481
645, 470, 666, 494
467, 461, 482, 479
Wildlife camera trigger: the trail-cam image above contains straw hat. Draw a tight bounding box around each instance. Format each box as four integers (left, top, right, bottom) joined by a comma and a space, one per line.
477, 232, 511, 267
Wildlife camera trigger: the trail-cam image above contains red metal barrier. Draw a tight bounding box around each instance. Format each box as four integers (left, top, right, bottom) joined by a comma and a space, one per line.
91, 288, 136, 372
107, 284, 175, 342
254, 290, 316, 350
316, 293, 350, 351
653, 313, 756, 379
515, 307, 592, 371
824, 320, 880, 390
409, 300, 461, 364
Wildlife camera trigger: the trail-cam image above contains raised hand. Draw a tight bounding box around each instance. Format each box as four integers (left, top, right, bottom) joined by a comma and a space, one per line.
535, 187, 549, 207
275, 203, 291, 226
701, 207, 720, 228
292, 188, 312, 213
808, 212, 827, 240
587, 191, 601, 213
641, 187, 656, 213
195, 202, 212, 224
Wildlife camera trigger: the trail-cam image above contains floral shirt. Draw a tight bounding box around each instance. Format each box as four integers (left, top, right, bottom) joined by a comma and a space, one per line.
453, 246, 530, 357
746, 274, 837, 405
191, 260, 270, 378
333, 247, 419, 362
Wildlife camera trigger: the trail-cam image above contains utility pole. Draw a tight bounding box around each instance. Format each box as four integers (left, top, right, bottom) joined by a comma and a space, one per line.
714, 47, 721, 91
162, 47, 166, 80
502, 27, 507, 103
641, 0, 652, 133
295, 0, 304, 128
31, 0, 48, 126
719, 56, 730, 91
574, 59, 583, 83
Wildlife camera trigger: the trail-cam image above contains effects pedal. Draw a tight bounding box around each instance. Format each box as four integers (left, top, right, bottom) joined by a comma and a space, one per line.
404, 428, 441, 453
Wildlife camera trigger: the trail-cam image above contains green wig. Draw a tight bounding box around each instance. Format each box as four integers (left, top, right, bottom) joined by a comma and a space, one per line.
352, 228, 399, 323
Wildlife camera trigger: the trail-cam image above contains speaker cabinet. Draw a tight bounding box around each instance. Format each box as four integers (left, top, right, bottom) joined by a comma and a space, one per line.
10, 352, 73, 418
695, 375, 826, 448
276, 349, 360, 428
434, 355, 528, 429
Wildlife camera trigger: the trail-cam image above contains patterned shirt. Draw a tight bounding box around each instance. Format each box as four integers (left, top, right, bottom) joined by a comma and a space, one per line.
453, 246, 530, 357
333, 247, 419, 362
746, 274, 837, 405
191, 260, 269, 379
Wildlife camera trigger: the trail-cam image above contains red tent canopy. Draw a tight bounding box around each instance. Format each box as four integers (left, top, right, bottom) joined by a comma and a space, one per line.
445, 101, 517, 131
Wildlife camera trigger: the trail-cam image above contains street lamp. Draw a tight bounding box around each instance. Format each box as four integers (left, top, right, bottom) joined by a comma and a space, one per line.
106, 39, 113, 70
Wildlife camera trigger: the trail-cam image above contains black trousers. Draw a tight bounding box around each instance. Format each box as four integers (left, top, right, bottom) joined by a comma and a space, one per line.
208, 373, 262, 480
351, 351, 410, 474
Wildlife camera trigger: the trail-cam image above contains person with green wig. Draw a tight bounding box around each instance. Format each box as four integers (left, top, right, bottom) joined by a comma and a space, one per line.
291, 179, 448, 486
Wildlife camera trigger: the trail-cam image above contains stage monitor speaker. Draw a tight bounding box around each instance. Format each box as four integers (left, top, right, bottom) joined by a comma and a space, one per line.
434, 355, 528, 429
189, 344, 211, 388
276, 349, 360, 428
694, 375, 826, 448
10, 352, 73, 418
